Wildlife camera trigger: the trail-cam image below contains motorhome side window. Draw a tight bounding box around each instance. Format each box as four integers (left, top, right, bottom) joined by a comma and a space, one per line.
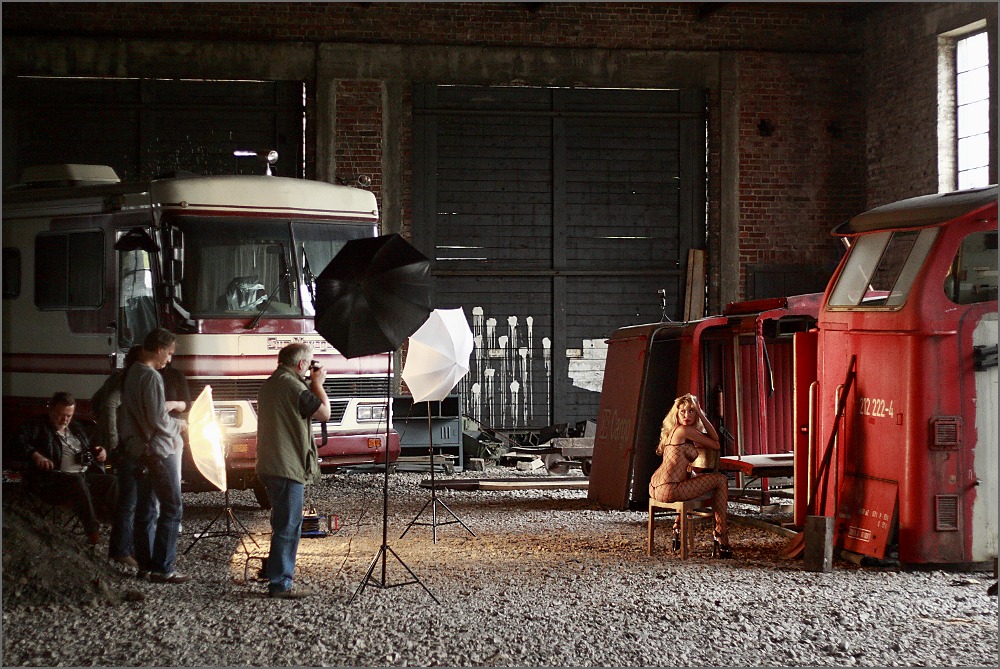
2, 248, 21, 299
827, 228, 939, 309
945, 231, 999, 304
33, 230, 103, 309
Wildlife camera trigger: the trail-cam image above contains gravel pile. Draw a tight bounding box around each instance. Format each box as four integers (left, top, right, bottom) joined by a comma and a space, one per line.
3, 464, 997, 667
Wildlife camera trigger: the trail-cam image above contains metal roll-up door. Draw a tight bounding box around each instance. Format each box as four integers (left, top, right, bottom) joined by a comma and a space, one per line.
414, 85, 705, 429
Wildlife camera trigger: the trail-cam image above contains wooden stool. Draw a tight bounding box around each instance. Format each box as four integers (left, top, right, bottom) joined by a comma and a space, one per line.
647, 494, 713, 559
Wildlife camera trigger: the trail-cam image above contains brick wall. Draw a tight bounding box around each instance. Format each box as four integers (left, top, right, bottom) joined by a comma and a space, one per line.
736, 51, 865, 292
1, 2, 861, 51
863, 4, 944, 207
862, 2, 998, 208
335, 80, 383, 208
9, 2, 987, 301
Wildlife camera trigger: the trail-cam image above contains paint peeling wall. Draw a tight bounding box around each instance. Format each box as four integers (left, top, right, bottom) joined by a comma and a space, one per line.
567, 339, 610, 393
462, 306, 550, 430
459, 308, 611, 429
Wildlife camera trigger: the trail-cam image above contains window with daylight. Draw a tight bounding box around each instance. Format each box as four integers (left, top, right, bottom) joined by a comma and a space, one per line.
939, 25, 992, 192
955, 31, 990, 190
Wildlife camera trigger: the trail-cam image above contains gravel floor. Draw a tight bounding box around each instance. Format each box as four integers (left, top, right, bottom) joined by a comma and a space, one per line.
3, 465, 997, 667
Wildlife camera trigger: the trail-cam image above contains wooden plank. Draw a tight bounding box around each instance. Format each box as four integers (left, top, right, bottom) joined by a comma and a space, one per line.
683, 248, 706, 321
420, 476, 590, 491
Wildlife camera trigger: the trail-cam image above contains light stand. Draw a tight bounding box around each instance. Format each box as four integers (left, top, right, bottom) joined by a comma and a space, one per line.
399, 404, 475, 542
184, 488, 260, 556
351, 356, 438, 604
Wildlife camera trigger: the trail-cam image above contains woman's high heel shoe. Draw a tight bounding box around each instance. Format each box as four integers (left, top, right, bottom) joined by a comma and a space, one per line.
671, 527, 681, 552
712, 534, 734, 559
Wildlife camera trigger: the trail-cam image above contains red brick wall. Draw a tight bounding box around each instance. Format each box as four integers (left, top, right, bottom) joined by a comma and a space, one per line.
3, 2, 881, 301
862, 3, 998, 208
1, 3, 861, 51
862, 4, 943, 207
334, 80, 383, 210
736, 51, 865, 292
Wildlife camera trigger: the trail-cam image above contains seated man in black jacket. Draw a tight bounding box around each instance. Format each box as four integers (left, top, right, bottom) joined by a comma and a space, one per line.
15, 392, 118, 545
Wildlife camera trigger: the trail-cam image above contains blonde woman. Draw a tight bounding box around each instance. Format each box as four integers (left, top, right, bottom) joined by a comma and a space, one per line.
648, 393, 733, 558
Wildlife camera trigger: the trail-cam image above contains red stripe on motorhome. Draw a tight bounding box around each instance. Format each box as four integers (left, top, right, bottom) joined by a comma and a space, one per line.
2, 353, 111, 375
170, 354, 392, 377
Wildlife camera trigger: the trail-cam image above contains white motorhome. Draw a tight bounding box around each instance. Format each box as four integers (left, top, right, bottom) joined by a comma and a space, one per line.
2, 164, 400, 506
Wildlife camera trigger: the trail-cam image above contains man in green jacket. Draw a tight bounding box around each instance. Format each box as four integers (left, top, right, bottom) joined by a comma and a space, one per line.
256, 343, 330, 599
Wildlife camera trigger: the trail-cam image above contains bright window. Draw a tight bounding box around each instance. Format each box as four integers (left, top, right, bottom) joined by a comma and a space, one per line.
956, 32, 990, 190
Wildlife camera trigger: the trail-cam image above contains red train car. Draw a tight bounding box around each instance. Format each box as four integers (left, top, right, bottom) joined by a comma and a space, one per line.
591, 185, 997, 568
804, 185, 997, 566
589, 294, 821, 511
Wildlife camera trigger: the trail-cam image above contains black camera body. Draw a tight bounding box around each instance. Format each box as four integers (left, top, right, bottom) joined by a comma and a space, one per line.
77, 448, 93, 468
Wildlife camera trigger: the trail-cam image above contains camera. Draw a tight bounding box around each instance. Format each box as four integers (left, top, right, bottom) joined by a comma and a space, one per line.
77, 449, 93, 468
310, 361, 321, 371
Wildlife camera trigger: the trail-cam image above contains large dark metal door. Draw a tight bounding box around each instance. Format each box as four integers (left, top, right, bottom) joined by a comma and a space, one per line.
3, 77, 303, 187
414, 85, 706, 429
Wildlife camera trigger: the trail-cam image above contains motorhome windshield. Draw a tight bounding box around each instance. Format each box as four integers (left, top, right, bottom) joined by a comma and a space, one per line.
173, 217, 376, 317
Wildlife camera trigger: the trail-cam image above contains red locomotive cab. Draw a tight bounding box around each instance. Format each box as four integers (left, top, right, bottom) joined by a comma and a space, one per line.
806, 186, 998, 567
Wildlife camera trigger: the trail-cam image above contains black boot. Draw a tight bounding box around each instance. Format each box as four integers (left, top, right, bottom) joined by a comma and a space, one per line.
712, 533, 734, 559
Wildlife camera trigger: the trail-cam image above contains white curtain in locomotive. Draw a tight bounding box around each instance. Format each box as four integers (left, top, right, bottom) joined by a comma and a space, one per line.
187, 385, 226, 491
402, 308, 474, 403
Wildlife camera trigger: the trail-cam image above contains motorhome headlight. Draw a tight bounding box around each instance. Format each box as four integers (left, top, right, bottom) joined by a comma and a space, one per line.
214, 407, 240, 427
357, 404, 387, 422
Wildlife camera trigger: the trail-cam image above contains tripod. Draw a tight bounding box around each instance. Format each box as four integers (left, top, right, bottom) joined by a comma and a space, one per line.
184, 488, 260, 556
399, 409, 475, 543
350, 361, 438, 604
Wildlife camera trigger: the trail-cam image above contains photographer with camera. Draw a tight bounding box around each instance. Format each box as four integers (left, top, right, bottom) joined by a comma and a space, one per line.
15, 392, 118, 546
256, 343, 330, 599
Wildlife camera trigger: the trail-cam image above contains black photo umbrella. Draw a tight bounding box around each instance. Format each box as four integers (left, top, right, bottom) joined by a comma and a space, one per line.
313, 233, 437, 604
315, 233, 433, 359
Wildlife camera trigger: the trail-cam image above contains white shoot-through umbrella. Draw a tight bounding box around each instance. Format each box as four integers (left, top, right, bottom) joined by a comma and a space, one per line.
184, 385, 261, 555
399, 307, 476, 542
402, 307, 474, 403
188, 385, 226, 491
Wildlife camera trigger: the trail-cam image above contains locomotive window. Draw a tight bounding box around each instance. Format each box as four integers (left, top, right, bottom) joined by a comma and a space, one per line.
945, 231, 998, 304
828, 228, 939, 309
34, 230, 104, 310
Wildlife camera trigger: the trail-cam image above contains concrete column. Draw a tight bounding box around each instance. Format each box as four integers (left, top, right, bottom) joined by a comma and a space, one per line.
804, 515, 834, 572
381, 80, 404, 236
315, 76, 337, 185
719, 52, 740, 308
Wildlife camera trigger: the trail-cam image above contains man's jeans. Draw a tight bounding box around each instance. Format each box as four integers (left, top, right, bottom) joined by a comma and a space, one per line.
136, 449, 184, 575
109, 453, 155, 560
261, 475, 304, 594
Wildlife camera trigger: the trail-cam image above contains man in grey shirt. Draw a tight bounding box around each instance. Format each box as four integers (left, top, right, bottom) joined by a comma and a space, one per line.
119, 328, 192, 584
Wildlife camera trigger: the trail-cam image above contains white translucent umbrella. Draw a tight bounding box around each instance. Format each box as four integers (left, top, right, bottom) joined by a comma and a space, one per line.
399, 307, 477, 542
402, 307, 474, 403
188, 385, 226, 491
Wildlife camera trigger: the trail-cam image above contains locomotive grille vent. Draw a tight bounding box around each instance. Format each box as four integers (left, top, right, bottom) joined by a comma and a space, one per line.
930, 416, 962, 450
935, 495, 960, 531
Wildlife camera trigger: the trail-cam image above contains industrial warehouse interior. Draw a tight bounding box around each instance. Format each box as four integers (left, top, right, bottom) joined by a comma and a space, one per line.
1, 2, 997, 668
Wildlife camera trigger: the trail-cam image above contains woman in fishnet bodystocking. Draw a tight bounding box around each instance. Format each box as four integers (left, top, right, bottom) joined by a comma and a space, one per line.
648, 393, 732, 557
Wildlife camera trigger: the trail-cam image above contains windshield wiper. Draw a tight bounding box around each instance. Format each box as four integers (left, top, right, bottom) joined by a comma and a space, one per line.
244, 270, 290, 330
301, 243, 317, 307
